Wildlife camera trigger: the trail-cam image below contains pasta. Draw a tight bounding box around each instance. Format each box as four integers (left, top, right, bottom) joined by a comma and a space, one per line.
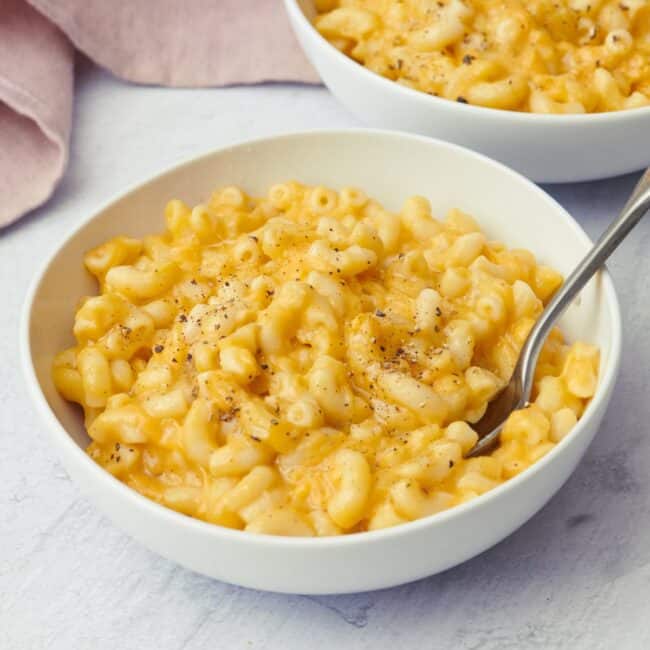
53, 182, 599, 536
314, 0, 650, 114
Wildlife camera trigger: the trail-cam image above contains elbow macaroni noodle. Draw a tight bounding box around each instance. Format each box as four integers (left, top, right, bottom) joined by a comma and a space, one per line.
53, 182, 599, 536
314, 0, 650, 113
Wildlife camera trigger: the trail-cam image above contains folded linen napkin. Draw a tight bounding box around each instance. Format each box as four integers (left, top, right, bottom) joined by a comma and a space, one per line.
0, 0, 318, 228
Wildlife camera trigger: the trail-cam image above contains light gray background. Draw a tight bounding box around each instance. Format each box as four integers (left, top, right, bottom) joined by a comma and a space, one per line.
2, 62, 648, 650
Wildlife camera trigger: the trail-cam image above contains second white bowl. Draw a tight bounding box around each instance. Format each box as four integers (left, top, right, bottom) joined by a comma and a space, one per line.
285, 0, 650, 183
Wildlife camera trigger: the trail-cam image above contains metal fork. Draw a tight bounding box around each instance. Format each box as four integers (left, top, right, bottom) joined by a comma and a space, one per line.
466, 168, 650, 458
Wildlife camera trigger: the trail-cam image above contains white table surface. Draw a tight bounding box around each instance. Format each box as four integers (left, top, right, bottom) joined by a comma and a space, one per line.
2, 62, 649, 650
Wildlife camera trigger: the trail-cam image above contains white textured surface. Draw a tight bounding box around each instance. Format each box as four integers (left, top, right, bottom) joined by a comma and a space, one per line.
2, 62, 648, 649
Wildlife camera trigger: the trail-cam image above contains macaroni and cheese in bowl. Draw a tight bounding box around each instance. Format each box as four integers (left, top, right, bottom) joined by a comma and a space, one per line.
53, 184, 599, 536
313, 0, 650, 114
23, 131, 621, 593
285, 0, 650, 182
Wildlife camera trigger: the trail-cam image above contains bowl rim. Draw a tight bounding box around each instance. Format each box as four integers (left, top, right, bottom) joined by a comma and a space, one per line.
284, 0, 650, 125
21, 128, 623, 550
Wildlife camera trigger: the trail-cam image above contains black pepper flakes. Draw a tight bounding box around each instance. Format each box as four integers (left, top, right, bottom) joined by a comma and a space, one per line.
154, 345, 164, 353
456, 96, 468, 103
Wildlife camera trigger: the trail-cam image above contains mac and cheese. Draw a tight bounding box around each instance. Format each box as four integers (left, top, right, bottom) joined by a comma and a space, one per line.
314, 0, 650, 113
53, 182, 599, 536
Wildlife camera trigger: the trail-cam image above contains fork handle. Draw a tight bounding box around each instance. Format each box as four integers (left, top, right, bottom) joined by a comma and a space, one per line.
517, 168, 650, 401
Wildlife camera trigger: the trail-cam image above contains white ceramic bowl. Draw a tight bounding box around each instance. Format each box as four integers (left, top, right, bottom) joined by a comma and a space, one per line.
22, 130, 621, 594
285, 0, 650, 183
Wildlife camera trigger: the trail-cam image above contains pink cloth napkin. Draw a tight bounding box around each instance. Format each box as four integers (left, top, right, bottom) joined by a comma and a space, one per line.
0, 0, 319, 228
